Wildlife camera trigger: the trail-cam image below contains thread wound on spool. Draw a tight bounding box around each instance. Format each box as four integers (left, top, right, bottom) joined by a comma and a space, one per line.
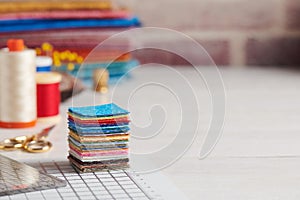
0, 42, 37, 128
7, 39, 24, 52
36, 56, 53, 72
36, 73, 61, 121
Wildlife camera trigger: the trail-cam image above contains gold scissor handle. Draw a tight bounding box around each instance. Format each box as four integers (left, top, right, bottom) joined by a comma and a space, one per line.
0, 136, 31, 150
0, 125, 55, 152
23, 140, 52, 153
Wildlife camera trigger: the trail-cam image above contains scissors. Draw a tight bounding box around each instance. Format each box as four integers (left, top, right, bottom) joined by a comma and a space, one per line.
0, 125, 55, 153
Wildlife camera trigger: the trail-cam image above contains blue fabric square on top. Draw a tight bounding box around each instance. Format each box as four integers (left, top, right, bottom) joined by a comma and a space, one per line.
69, 103, 129, 118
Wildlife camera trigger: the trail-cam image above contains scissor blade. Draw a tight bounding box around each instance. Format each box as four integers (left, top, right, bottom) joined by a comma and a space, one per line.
35, 125, 55, 139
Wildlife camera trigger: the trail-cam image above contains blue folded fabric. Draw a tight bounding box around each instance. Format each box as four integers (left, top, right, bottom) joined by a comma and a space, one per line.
69, 123, 129, 131
69, 126, 130, 134
68, 120, 129, 128
69, 103, 129, 118
0, 17, 141, 33
56, 59, 138, 78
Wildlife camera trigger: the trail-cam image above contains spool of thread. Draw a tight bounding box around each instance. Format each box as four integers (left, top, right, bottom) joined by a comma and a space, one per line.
0, 39, 37, 128
93, 68, 109, 93
36, 56, 52, 72
36, 72, 62, 123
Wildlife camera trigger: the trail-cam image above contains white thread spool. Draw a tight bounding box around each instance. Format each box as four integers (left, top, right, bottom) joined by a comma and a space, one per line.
0, 39, 37, 128
36, 56, 52, 72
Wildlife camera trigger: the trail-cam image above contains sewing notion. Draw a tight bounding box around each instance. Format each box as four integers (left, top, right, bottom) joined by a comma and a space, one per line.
36, 72, 62, 123
0, 154, 66, 196
0, 125, 55, 153
93, 68, 109, 93
0, 39, 36, 128
36, 56, 52, 72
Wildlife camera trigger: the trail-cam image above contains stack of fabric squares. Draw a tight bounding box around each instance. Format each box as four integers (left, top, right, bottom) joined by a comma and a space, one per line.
67, 103, 130, 173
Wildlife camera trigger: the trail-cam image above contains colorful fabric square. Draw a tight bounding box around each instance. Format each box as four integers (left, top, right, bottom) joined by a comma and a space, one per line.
69, 103, 129, 118
67, 103, 130, 173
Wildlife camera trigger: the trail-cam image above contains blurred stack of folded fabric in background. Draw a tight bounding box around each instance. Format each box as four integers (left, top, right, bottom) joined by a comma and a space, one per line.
0, 0, 141, 85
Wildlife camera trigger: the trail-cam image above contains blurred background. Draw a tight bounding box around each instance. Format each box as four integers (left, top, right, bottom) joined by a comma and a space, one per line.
0, 0, 299, 68
130, 0, 300, 67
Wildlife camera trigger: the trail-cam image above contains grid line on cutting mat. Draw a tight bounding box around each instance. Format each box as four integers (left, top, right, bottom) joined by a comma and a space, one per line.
0, 161, 161, 200
42, 161, 153, 200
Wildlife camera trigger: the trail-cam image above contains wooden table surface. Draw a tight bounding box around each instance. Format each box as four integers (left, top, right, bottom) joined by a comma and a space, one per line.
0, 66, 299, 200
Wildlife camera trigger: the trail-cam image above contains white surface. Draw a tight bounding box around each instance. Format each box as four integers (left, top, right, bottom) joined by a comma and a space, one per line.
0, 66, 300, 199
